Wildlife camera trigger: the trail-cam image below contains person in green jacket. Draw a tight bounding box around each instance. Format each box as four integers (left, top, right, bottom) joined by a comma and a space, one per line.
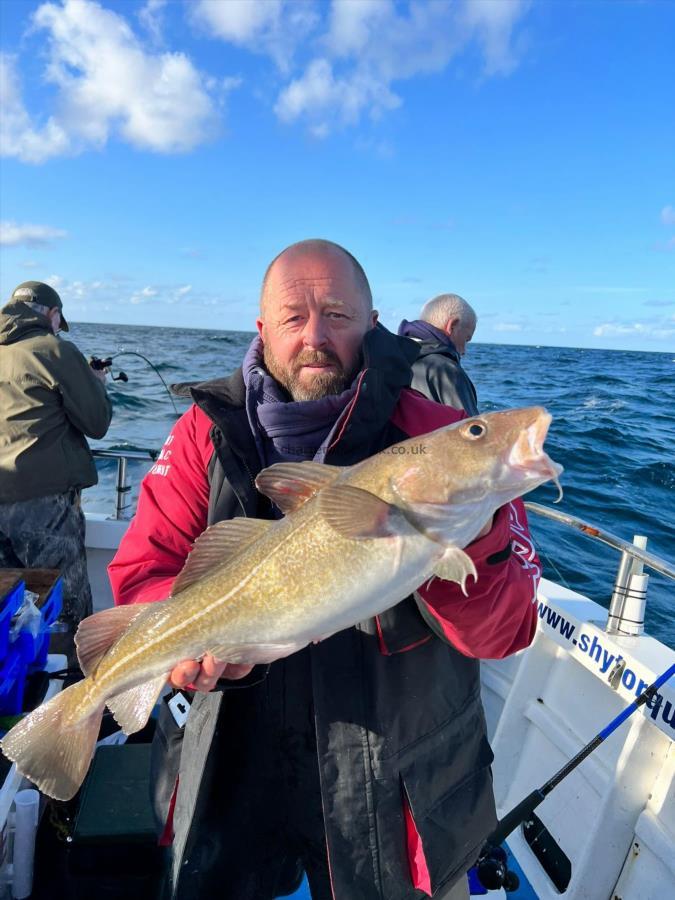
0, 281, 112, 652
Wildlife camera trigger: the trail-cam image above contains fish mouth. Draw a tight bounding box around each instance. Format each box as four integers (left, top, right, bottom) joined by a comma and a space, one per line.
508, 411, 564, 497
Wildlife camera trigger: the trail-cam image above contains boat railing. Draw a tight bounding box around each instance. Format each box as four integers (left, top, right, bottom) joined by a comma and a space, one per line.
92, 448, 158, 520
525, 501, 674, 638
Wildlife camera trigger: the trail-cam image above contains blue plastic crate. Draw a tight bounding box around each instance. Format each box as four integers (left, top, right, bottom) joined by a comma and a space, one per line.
0, 633, 32, 716
27, 577, 64, 671
0, 578, 24, 662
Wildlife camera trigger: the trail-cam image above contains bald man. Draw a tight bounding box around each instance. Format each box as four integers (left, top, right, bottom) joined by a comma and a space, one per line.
399, 293, 479, 415
109, 241, 539, 900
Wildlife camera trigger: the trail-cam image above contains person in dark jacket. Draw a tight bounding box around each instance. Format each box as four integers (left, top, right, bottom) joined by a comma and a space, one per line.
399, 293, 479, 415
109, 241, 540, 900
0, 281, 112, 643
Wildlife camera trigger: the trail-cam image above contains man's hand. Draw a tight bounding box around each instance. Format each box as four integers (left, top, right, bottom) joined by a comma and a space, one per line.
169, 653, 254, 692
91, 368, 107, 384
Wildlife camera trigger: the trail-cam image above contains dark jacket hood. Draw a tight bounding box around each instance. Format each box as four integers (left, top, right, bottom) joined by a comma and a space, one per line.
398, 318, 461, 364
0, 301, 54, 346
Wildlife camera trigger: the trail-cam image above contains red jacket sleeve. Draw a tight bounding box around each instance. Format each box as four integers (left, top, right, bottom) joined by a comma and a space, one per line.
391, 389, 539, 659
108, 405, 213, 606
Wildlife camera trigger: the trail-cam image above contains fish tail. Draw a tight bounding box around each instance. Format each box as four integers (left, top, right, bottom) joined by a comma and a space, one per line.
1, 679, 104, 801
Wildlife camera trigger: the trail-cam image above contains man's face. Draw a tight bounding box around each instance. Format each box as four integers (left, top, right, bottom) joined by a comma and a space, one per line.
257, 249, 378, 401
448, 317, 475, 357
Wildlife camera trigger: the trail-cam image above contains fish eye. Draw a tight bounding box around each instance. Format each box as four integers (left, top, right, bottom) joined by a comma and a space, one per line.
463, 421, 486, 440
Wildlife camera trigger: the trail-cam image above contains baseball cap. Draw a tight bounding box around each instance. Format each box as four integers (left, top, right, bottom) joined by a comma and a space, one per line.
10, 281, 69, 331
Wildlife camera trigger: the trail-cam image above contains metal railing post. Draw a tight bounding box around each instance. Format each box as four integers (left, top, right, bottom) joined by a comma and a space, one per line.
92, 447, 158, 520
115, 456, 131, 520
606, 536, 649, 636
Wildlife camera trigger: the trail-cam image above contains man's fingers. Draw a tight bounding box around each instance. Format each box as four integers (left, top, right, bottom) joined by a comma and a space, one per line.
200, 653, 229, 680
190, 654, 227, 692
168, 657, 255, 692
169, 659, 200, 689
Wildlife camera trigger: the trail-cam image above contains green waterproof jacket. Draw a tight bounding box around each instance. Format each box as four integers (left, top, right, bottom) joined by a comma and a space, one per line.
0, 301, 112, 502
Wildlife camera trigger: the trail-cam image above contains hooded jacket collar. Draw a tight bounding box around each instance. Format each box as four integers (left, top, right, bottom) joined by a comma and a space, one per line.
398, 318, 461, 364
0, 301, 54, 346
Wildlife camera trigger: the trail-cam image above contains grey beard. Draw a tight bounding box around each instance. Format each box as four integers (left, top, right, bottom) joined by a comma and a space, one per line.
263, 346, 357, 401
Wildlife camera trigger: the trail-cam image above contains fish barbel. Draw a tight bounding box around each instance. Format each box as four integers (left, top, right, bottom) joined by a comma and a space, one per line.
1, 406, 562, 800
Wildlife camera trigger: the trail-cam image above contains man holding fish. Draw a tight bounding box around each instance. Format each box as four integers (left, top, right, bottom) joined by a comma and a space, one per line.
3, 240, 561, 900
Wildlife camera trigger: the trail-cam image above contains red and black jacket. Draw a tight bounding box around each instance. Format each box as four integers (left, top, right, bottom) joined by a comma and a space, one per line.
109, 326, 539, 899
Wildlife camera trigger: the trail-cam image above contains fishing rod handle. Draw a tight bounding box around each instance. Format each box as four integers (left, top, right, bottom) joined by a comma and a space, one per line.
486, 789, 545, 848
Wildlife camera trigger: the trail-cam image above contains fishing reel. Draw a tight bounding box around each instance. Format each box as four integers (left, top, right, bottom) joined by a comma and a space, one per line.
89, 356, 128, 382
473, 846, 520, 893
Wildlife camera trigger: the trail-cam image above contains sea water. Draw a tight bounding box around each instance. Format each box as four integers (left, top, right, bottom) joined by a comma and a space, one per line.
67, 323, 674, 649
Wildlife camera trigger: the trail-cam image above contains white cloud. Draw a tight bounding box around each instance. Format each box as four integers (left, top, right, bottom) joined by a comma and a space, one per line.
191, 0, 318, 71
494, 322, 523, 332
138, 0, 167, 44
461, 0, 530, 77
275, 0, 530, 135
275, 58, 400, 128
170, 284, 192, 303
660, 205, 675, 226
327, 0, 394, 57
35, 275, 108, 305
593, 319, 675, 340
45, 274, 64, 291
130, 286, 159, 304
2, 0, 229, 163
0, 55, 70, 163
0, 220, 68, 246
193, 0, 282, 43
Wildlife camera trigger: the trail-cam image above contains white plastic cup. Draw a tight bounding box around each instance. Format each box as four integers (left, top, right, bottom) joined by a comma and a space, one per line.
11, 790, 39, 900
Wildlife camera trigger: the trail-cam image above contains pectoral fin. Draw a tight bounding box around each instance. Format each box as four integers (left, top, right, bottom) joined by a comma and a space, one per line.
106, 674, 168, 735
432, 548, 477, 596
319, 485, 407, 539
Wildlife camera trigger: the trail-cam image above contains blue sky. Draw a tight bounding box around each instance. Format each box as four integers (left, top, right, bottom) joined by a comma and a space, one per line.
1, 0, 673, 351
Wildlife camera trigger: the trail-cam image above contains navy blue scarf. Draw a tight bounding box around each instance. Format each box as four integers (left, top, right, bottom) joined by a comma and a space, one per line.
242, 336, 356, 466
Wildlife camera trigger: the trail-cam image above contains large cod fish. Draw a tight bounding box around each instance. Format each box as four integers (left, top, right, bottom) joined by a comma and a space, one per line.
2, 407, 562, 800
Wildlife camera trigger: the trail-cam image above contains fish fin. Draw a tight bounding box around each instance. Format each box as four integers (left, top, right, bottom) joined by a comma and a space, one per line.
76, 604, 153, 676
319, 485, 406, 539
172, 518, 274, 595
256, 462, 345, 514
432, 548, 478, 596
106, 674, 168, 735
0, 680, 104, 801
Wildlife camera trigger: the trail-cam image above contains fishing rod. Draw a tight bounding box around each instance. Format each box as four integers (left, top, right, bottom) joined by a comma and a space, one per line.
89, 351, 179, 415
475, 663, 675, 892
